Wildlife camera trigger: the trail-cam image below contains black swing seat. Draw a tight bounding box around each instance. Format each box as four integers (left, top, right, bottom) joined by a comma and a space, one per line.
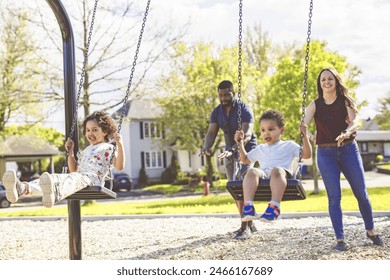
66, 185, 117, 200
66, 171, 117, 200
226, 178, 306, 202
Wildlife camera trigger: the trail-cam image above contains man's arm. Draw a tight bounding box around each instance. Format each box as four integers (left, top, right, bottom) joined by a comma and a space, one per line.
201, 123, 218, 156
217, 122, 254, 159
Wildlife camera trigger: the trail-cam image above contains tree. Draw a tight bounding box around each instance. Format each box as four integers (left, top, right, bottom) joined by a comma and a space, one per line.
242, 24, 275, 132
0, 10, 50, 131
263, 40, 361, 193
2, 125, 64, 149
30, 0, 186, 120
156, 41, 262, 183
375, 93, 390, 130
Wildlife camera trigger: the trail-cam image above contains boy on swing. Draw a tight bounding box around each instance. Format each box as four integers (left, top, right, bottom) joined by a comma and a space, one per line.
234, 110, 311, 222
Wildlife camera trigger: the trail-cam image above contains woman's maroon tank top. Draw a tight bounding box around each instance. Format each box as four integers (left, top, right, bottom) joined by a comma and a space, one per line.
314, 98, 355, 144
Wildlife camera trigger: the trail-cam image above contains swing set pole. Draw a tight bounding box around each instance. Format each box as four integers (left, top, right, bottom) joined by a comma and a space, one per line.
45, 0, 81, 260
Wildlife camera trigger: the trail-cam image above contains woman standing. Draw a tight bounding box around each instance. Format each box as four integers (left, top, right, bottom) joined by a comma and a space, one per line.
304, 67, 383, 251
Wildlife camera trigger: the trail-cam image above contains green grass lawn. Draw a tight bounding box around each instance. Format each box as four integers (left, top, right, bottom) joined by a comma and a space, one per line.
378, 163, 390, 170
0, 187, 389, 217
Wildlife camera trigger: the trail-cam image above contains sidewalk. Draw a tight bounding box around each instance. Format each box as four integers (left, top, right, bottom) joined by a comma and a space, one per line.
301, 170, 390, 191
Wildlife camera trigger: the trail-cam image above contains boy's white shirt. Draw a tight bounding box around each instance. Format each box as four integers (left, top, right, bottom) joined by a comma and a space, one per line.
246, 140, 300, 176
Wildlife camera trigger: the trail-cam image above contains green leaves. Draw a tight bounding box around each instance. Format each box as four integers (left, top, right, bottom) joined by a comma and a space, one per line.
375, 93, 390, 130
157, 33, 361, 170
264, 40, 360, 142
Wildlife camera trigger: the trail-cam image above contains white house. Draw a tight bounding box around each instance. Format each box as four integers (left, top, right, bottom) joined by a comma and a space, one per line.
115, 97, 214, 185
354, 118, 390, 169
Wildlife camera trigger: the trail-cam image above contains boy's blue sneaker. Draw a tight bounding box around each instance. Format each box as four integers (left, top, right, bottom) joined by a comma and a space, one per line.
242, 205, 256, 222
259, 203, 280, 222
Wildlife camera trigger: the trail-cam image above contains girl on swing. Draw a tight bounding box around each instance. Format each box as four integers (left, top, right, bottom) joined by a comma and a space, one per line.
2, 111, 125, 208
235, 110, 311, 222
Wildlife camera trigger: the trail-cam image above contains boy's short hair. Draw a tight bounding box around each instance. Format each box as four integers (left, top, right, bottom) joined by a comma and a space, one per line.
259, 110, 285, 128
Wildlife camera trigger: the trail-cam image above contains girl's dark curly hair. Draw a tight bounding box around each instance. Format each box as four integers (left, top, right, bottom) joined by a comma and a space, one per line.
82, 111, 117, 142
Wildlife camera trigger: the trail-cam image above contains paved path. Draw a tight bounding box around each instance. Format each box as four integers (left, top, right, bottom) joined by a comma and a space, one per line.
303, 170, 390, 190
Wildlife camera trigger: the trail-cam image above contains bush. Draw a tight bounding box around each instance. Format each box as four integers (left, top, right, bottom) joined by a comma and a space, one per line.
161, 166, 176, 184
161, 154, 181, 184
173, 178, 188, 185
376, 154, 384, 163
138, 167, 148, 187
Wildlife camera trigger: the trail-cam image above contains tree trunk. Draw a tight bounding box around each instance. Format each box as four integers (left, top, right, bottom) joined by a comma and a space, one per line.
205, 155, 214, 188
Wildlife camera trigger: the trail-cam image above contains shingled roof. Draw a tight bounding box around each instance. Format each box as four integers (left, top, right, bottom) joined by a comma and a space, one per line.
356, 131, 390, 142
0, 135, 61, 160
113, 98, 162, 121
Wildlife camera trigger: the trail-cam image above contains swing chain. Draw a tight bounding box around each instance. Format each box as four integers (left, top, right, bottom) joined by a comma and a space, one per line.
232, 0, 244, 180
69, 0, 100, 140
64, 0, 150, 171
117, 0, 151, 134
108, 0, 150, 167
63, 0, 99, 174
298, 0, 313, 165
237, 0, 243, 131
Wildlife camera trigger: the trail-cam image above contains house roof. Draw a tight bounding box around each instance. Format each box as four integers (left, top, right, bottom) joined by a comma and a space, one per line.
112, 101, 131, 121
356, 131, 390, 141
115, 98, 162, 120
360, 118, 380, 130
0, 135, 61, 159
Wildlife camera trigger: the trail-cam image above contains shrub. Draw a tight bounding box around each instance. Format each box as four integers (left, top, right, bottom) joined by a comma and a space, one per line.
138, 167, 148, 187
161, 154, 181, 183
376, 154, 384, 163
161, 166, 176, 183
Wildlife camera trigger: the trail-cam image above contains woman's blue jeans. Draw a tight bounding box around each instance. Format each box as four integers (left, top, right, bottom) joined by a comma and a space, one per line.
317, 141, 374, 240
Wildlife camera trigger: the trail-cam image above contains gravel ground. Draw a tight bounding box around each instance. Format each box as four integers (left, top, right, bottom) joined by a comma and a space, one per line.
0, 214, 388, 260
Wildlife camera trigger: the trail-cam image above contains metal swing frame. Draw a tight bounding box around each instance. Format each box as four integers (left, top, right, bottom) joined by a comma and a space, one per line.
226, 0, 313, 202
46, 0, 150, 259
66, 0, 150, 201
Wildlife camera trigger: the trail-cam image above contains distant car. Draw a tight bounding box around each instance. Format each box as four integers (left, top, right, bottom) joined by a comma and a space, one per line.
105, 172, 132, 192
0, 184, 11, 208
20, 171, 40, 182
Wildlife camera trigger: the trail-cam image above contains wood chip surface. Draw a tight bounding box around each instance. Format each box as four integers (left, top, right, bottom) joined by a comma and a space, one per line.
0, 215, 388, 260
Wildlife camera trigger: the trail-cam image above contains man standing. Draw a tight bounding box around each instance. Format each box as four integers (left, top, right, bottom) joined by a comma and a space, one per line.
201, 80, 257, 239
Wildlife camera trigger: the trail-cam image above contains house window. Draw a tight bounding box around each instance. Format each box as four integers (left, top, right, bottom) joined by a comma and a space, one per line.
144, 122, 149, 138
361, 142, 368, 152
143, 121, 161, 139
144, 151, 163, 169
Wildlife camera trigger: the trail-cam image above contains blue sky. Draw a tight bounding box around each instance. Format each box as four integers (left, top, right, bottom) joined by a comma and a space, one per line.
152, 0, 390, 118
